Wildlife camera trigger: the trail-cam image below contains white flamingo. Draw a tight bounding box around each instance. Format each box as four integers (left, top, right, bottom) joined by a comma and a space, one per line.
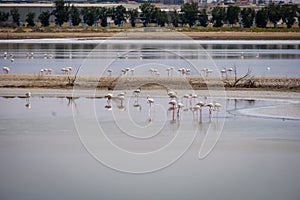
168, 99, 177, 121
2, 67, 10, 74
196, 101, 205, 122
227, 67, 234, 76
220, 68, 227, 78
166, 68, 171, 76
39, 69, 44, 76
66, 67, 72, 74
147, 96, 155, 121
177, 102, 184, 118
206, 102, 214, 120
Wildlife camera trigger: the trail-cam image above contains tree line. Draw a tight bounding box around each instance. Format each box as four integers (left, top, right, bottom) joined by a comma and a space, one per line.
0, 0, 300, 29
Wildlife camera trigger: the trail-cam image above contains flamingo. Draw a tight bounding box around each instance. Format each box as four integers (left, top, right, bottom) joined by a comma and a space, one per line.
166, 68, 171, 76
227, 67, 234, 76
206, 69, 213, 77
39, 69, 44, 76
167, 90, 177, 100
182, 94, 189, 108
61, 68, 70, 75
177, 102, 184, 117
214, 102, 222, 118
121, 68, 127, 75
191, 94, 198, 105
117, 95, 125, 110
105, 93, 113, 109
186, 68, 191, 76
191, 105, 201, 119
206, 102, 214, 120
25, 92, 31, 103
170, 67, 174, 77
117, 92, 125, 107
2, 67, 10, 74
105, 93, 113, 104
47, 69, 52, 75
196, 101, 205, 122
130, 69, 135, 76
168, 99, 177, 121
178, 68, 183, 76
220, 68, 227, 78
147, 96, 154, 121
133, 88, 141, 97
66, 67, 72, 74
149, 68, 155, 76
107, 69, 112, 76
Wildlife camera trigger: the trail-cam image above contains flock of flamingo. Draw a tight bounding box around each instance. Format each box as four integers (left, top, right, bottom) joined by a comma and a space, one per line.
2, 50, 243, 78
103, 88, 222, 122
1, 51, 74, 76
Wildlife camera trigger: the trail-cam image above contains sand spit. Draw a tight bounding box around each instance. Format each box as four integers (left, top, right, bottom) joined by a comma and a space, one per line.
0, 74, 300, 91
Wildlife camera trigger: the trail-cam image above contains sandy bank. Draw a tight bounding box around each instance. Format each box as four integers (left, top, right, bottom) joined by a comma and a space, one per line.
0, 74, 300, 91
1, 30, 300, 40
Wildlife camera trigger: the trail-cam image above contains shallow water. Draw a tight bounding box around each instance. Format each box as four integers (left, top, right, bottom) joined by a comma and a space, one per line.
0, 39, 300, 77
0, 93, 300, 200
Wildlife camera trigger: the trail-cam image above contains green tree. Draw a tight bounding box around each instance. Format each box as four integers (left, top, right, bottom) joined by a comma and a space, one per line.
198, 9, 208, 27
298, 6, 300, 28
267, 3, 281, 28
38, 11, 51, 27
181, 2, 199, 27
139, 3, 157, 27
169, 9, 179, 27
70, 5, 81, 26
211, 7, 226, 27
127, 8, 138, 27
112, 5, 126, 27
99, 7, 108, 27
226, 6, 240, 27
26, 12, 35, 27
156, 10, 168, 27
81, 7, 98, 26
10, 8, 20, 26
255, 8, 268, 28
53, 0, 70, 26
281, 4, 298, 28
0, 11, 9, 22
241, 8, 255, 28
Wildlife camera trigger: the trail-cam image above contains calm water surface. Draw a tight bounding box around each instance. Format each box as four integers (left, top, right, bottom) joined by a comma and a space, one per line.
0, 40, 299, 77
0, 94, 299, 200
